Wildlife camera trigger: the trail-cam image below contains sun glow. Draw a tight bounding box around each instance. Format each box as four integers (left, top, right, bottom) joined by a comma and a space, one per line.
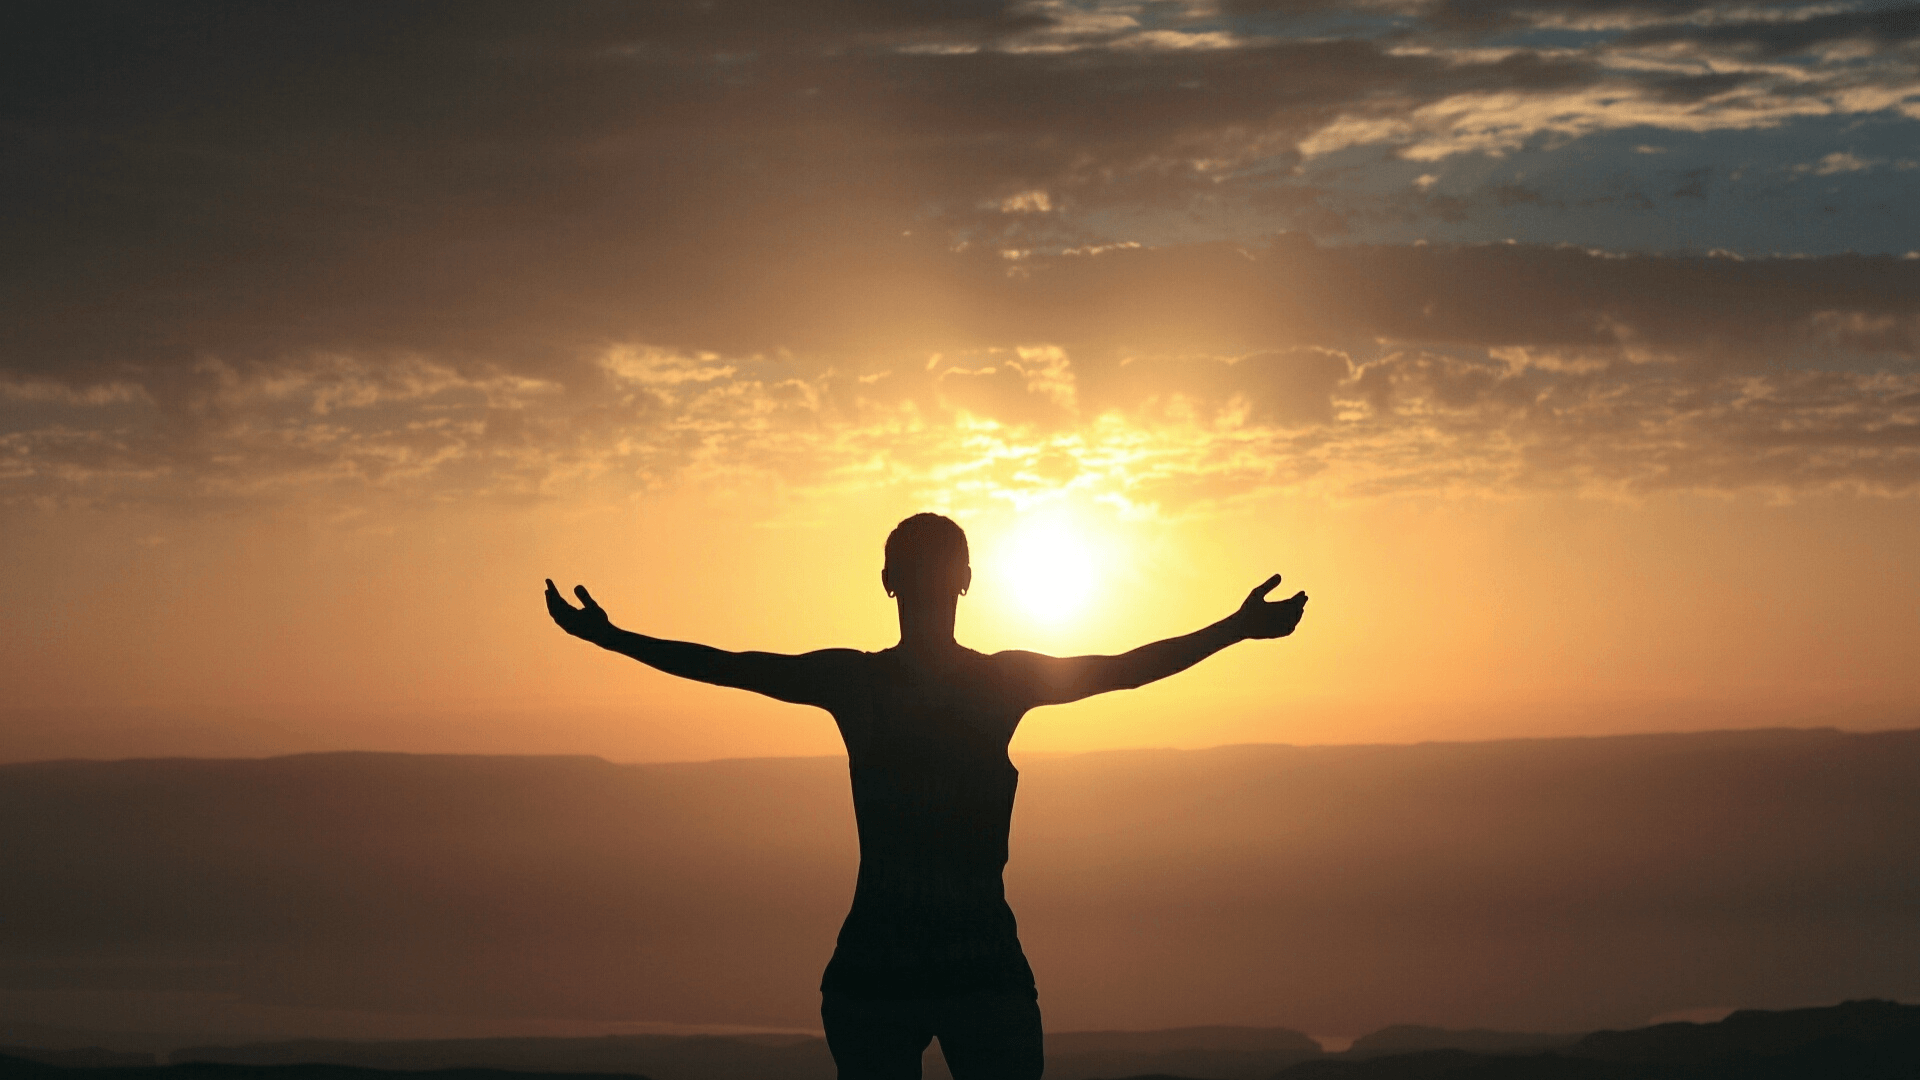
996, 513, 1101, 625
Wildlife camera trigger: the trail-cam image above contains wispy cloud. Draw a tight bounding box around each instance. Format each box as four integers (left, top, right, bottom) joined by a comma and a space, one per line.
6, 240, 1915, 511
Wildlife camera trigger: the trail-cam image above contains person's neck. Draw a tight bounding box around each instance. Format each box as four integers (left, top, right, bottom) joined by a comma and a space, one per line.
895, 594, 962, 666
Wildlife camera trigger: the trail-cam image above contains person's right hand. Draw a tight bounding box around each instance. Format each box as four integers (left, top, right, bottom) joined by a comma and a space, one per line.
546, 579, 613, 642
1231, 574, 1308, 640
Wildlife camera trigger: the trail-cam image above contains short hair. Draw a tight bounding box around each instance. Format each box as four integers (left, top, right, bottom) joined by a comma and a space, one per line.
885, 513, 969, 585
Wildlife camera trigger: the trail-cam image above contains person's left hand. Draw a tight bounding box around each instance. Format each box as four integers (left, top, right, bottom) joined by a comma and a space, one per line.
545, 579, 612, 642
1231, 574, 1308, 639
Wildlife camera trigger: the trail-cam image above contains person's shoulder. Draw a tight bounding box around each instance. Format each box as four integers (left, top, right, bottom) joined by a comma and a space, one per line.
985, 648, 1051, 665
790, 648, 877, 701
981, 648, 1053, 680
797, 647, 872, 667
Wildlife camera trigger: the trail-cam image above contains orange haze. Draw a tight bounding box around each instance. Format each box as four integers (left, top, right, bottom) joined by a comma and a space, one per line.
5, 486, 1917, 763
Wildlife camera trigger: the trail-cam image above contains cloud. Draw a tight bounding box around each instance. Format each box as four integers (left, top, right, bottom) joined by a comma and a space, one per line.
5, 233, 1916, 511
3, 1, 1909, 312
5, 4, 1918, 512
1616, 4, 1920, 57
1300, 53, 1919, 162
1798, 149, 1878, 173
0, 379, 147, 406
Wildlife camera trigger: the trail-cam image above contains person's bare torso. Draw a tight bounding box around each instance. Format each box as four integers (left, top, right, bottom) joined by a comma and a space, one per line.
821, 647, 1037, 1000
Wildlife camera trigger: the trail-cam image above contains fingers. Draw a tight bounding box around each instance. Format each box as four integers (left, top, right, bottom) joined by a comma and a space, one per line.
544, 581, 606, 615
544, 579, 576, 625
1246, 573, 1283, 604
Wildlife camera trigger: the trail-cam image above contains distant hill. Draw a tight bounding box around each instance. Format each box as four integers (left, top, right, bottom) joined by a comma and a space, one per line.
1568, 998, 1920, 1065
1041, 1026, 1322, 1080
1281, 999, 1920, 1079
1343, 1025, 1576, 1059
163, 1025, 1321, 1080
3, 729, 1918, 1038
171, 1033, 821, 1080
4, 1001, 1915, 1080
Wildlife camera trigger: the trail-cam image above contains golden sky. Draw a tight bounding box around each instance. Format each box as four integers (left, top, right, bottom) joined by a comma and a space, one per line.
4, 3, 1920, 763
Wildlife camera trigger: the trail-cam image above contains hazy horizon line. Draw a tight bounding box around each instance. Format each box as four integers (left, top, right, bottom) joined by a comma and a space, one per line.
7, 722, 1914, 770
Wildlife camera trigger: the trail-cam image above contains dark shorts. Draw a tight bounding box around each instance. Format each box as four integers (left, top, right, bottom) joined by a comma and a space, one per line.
821, 988, 1044, 1080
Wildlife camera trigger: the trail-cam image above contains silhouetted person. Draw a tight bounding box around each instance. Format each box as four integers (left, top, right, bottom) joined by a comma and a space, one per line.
546, 513, 1307, 1080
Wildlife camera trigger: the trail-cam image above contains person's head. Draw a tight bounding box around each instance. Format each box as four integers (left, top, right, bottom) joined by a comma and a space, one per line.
882, 513, 971, 601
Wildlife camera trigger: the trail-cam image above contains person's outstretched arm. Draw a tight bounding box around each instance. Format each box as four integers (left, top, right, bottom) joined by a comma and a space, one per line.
545, 580, 856, 708
1000, 575, 1307, 707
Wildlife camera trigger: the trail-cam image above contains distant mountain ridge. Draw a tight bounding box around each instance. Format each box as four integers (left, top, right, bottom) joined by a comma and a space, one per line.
1284, 999, 1920, 1079
1343, 1024, 1577, 1059
155, 1025, 1322, 1080
1569, 998, 1920, 1064
3, 728, 1918, 1038
2, 1000, 1915, 1079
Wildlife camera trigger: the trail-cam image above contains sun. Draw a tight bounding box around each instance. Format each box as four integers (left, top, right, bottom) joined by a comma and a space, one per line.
997, 514, 1100, 625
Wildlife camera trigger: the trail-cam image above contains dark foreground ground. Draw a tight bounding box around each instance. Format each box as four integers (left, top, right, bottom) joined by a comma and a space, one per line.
3, 999, 1916, 1080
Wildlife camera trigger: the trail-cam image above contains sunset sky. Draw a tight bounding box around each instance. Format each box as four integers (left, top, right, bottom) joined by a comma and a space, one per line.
4, 0, 1919, 765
